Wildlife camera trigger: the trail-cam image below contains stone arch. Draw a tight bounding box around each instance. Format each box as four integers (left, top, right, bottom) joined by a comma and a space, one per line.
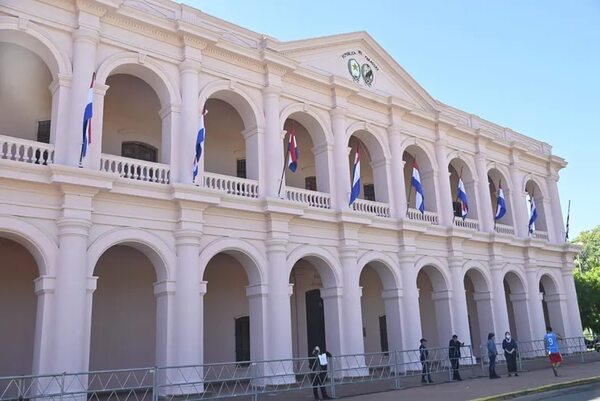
287, 245, 341, 289
357, 251, 401, 290
487, 166, 514, 226
463, 262, 494, 351
96, 52, 179, 109
87, 228, 174, 282
346, 122, 391, 160
538, 270, 562, 294
198, 238, 266, 286
415, 256, 449, 291
0, 216, 56, 277
539, 272, 565, 335
503, 266, 527, 293
503, 267, 530, 341
448, 156, 479, 218
447, 151, 478, 179
0, 17, 71, 77
399, 137, 438, 171
462, 260, 492, 292
524, 177, 548, 232
279, 103, 333, 147
198, 80, 264, 130
401, 140, 438, 212
523, 175, 549, 199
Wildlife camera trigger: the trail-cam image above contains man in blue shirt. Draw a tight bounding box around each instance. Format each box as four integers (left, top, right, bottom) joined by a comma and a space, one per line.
544, 326, 563, 377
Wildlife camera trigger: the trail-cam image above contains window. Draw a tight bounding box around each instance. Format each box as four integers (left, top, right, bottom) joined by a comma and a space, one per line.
364, 184, 375, 201
121, 141, 157, 162
36, 120, 51, 144
453, 201, 463, 218
236, 159, 247, 179
305, 176, 317, 191
235, 316, 250, 366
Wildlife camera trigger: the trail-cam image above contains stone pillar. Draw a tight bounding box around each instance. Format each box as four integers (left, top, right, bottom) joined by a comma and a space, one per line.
561, 268, 583, 338
331, 108, 350, 211
388, 128, 408, 218
547, 173, 566, 242
472, 292, 495, 349
509, 292, 533, 342
382, 288, 404, 371
539, 197, 557, 242
475, 154, 494, 232
489, 265, 510, 337
321, 286, 344, 358
434, 139, 454, 226
177, 61, 201, 184
526, 267, 546, 341
509, 165, 529, 238
399, 255, 422, 355
64, 27, 99, 167
263, 86, 283, 198
154, 280, 176, 376
86, 83, 109, 170
48, 75, 71, 162
31, 276, 56, 375
544, 293, 568, 338
243, 127, 265, 191
448, 259, 471, 353
246, 284, 268, 362
160, 105, 180, 170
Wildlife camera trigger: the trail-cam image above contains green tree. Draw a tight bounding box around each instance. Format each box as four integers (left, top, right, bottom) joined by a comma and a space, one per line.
573, 226, 600, 332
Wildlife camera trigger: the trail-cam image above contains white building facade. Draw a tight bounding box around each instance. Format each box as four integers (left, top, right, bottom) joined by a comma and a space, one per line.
0, 0, 582, 378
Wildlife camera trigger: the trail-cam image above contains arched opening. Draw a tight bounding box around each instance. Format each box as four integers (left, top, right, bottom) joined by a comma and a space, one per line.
90, 245, 158, 370
488, 168, 514, 229
0, 42, 52, 148
403, 145, 437, 214
102, 74, 162, 163
464, 269, 494, 355
0, 238, 38, 376
348, 131, 389, 203
290, 256, 339, 359
417, 266, 451, 347
449, 158, 478, 221
525, 180, 547, 235
539, 274, 565, 336
503, 272, 529, 342
283, 113, 331, 195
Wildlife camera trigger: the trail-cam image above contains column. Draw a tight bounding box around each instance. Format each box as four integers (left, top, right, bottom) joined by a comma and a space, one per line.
243, 127, 265, 189
154, 280, 176, 391
48, 75, 71, 163
263, 86, 283, 198
388, 128, 407, 218
448, 259, 471, 355
331, 107, 350, 211
86, 83, 109, 170
434, 139, 454, 226
399, 254, 422, 368
509, 165, 529, 238
381, 288, 404, 372
31, 276, 55, 375
547, 174, 566, 242
474, 154, 494, 232
177, 61, 201, 184
525, 267, 546, 341
509, 292, 533, 342
472, 292, 495, 349
561, 268, 584, 339
544, 293, 568, 338
490, 263, 510, 337
320, 287, 344, 360
64, 27, 99, 167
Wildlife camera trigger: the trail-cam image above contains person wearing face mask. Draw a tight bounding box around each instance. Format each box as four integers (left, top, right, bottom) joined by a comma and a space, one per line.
502, 331, 519, 377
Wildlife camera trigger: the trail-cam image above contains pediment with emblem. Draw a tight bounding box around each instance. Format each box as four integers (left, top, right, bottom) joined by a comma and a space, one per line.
277, 32, 437, 112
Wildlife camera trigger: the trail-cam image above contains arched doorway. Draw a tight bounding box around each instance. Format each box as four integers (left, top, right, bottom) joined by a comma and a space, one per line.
464, 269, 494, 355
90, 245, 159, 370
539, 274, 565, 336
503, 272, 529, 342
0, 238, 38, 376
417, 266, 452, 347
449, 158, 478, 223
488, 168, 515, 231
403, 145, 437, 217
525, 179, 548, 237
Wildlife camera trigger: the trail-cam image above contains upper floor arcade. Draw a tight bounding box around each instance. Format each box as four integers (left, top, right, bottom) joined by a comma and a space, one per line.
0, 0, 568, 245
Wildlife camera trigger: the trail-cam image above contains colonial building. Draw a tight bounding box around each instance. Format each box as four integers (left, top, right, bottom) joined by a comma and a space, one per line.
0, 0, 582, 378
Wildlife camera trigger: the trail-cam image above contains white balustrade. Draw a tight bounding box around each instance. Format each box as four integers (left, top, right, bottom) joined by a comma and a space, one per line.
352, 199, 391, 218
285, 187, 331, 209
203, 172, 259, 198
453, 216, 479, 230
532, 230, 549, 240
406, 208, 439, 225
0, 134, 54, 165
494, 223, 515, 235
100, 154, 170, 184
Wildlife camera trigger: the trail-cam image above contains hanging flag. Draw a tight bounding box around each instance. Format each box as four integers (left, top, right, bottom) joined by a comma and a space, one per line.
411, 161, 425, 214
349, 147, 361, 206
528, 194, 538, 234
192, 109, 207, 182
287, 125, 299, 172
565, 200, 571, 241
495, 181, 507, 220
457, 176, 469, 220
80, 72, 95, 163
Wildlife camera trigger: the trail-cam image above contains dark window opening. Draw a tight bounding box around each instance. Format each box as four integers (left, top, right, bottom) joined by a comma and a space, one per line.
453, 201, 463, 218
121, 141, 157, 163
305, 176, 317, 191
364, 184, 375, 201
235, 316, 250, 367
35, 120, 51, 164
236, 159, 247, 179
379, 315, 389, 354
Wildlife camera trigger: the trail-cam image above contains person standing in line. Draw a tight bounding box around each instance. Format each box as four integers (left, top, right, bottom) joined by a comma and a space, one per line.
310, 346, 332, 400
448, 334, 463, 381
487, 333, 500, 379
419, 338, 433, 384
502, 331, 519, 377
544, 326, 563, 377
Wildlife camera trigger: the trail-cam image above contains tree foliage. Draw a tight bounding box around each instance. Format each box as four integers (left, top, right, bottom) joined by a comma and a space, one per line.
573, 225, 600, 332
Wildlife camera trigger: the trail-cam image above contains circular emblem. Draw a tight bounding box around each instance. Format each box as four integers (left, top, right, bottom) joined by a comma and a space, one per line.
361, 63, 374, 86
347, 58, 361, 82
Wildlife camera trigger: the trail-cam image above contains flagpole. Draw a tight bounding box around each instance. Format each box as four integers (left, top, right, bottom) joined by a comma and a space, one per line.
565, 200, 571, 241
277, 132, 287, 198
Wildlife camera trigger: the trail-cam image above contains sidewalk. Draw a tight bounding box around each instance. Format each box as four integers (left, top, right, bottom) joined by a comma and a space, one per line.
340, 359, 600, 401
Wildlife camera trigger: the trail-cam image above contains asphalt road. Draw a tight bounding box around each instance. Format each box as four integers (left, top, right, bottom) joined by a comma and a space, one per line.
513, 382, 600, 401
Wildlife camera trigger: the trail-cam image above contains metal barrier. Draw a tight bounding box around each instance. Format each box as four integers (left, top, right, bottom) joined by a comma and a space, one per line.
479, 336, 588, 376
0, 338, 592, 401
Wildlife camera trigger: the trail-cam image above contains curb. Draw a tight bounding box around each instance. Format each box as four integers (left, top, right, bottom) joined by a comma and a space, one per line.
470, 375, 600, 401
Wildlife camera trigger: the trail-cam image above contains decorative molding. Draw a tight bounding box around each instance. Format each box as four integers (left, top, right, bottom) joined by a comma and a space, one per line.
76, 0, 109, 17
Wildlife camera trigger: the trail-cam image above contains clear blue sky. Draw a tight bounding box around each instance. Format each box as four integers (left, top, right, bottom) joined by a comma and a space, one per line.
185, 0, 600, 238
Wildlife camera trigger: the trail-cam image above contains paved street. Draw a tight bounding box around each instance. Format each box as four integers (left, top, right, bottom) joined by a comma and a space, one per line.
513, 382, 600, 400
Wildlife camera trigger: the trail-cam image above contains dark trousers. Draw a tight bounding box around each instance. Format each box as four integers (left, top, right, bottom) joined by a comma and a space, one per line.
489, 354, 497, 378
505, 352, 518, 373
421, 361, 432, 382
451, 358, 461, 380
312, 369, 329, 399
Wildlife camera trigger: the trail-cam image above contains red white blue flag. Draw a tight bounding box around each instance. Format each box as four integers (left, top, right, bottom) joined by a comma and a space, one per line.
192, 110, 207, 182
80, 72, 95, 163
287, 126, 299, 172
457, 177, 469, 219
349, 147, 361, 206
411, 161, 425, 214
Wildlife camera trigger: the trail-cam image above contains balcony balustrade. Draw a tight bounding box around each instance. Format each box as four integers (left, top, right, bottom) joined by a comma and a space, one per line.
351, 199, 391, 218
0, 135, 54, 165
100, 154, 171, 184
203, 172, 259, 198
